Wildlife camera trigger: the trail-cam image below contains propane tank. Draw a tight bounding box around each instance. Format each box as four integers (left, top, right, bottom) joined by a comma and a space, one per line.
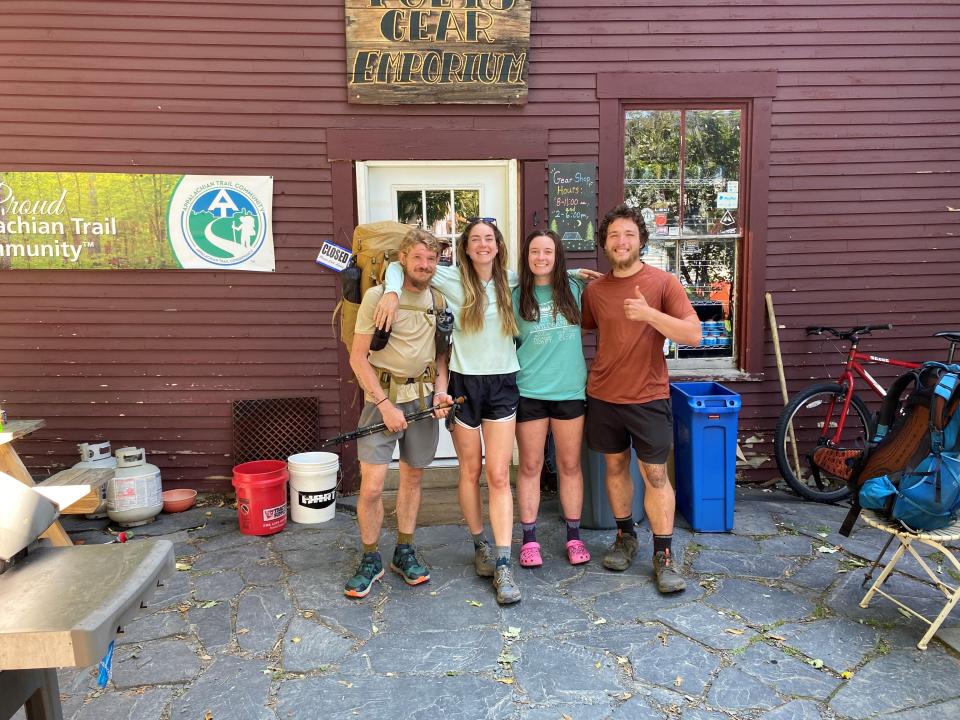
107, 447, 163, 527
74, 442, 117, 519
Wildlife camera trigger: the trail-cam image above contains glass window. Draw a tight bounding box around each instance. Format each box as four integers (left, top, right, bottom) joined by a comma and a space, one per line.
624, 108, 741, 366
395, 187, 479, 266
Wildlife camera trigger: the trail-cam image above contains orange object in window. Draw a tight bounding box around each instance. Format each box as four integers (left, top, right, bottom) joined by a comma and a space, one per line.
710, 281, 731, 317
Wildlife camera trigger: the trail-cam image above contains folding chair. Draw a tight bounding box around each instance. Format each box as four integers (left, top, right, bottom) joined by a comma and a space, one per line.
859, 510, 960, 650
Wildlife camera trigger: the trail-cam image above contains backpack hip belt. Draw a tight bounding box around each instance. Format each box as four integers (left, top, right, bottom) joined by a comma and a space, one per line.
373, 362, 437, 409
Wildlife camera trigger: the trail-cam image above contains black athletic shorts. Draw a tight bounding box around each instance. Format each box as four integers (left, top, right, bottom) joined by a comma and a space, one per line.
449, 371, 519, 430
585, 395, 673, 464
517, 397, 586, 423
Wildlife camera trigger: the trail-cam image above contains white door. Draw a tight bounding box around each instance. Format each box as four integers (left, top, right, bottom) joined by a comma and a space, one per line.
356, 160, 519, 462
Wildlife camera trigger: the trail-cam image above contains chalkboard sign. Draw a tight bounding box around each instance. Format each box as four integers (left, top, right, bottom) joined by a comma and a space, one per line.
548, 163, 596, 251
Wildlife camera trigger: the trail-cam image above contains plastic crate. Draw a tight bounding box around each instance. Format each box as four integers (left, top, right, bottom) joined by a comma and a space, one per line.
670, 382, 741, 532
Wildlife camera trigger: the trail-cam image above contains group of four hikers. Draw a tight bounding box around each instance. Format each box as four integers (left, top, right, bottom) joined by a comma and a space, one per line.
345, 203, 702, 604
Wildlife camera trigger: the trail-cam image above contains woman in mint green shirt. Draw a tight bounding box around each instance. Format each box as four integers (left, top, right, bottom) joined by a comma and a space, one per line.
513, 230, 590, 569
378, 219, 524, 605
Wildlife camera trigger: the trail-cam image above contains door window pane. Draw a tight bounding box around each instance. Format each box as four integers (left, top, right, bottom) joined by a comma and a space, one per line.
396, 190, 423, 226
395, 187, 480, 267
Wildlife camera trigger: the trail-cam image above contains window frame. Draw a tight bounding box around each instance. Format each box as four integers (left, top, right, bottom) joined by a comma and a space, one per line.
623, 103, 745, 369
598, 72, 776, 377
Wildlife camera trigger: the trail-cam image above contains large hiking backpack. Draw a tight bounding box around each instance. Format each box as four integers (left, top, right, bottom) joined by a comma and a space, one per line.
333, 220, 450, 368
840, 362, 960, 534
335, 220, 408, 352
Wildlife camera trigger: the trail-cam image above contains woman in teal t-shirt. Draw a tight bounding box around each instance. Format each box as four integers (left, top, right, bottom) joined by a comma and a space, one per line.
513, 230, 590, 568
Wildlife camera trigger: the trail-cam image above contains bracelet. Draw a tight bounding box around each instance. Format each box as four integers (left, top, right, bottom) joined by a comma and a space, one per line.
374, 397, 388, 407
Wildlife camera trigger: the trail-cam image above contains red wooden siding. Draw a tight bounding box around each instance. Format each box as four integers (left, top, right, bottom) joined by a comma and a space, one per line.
1, 1, 957, 487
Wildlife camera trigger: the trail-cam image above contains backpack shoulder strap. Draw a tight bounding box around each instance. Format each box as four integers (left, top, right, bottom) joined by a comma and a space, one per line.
874, 368, 923, 442
929, 367, 960, 451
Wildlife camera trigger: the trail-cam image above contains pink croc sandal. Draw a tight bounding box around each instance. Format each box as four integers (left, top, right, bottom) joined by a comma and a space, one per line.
566, 539, 591, 565
519, 541, 543, 568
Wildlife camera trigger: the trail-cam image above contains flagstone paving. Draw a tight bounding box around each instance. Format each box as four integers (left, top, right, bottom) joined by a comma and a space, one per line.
14, 487, 960, 719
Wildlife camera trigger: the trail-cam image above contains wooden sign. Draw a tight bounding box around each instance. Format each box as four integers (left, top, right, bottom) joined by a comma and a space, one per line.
345, 1, 531, 105
548, 163, 597, 251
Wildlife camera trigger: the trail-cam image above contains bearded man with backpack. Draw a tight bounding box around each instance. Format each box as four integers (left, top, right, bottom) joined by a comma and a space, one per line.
344, 228, 454, 599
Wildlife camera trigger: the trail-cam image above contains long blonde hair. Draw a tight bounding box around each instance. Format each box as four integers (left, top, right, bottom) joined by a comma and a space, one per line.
456, 220, 518, 337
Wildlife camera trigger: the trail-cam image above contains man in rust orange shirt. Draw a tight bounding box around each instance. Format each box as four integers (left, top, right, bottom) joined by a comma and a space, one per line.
581, 204, 701, 593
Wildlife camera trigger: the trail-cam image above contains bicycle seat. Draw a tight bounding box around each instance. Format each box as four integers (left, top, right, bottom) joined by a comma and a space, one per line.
934, 331, 960, 344
806, 324, 892, 340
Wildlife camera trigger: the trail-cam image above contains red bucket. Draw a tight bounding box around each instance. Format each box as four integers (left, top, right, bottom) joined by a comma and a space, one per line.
232, 460, 288, 536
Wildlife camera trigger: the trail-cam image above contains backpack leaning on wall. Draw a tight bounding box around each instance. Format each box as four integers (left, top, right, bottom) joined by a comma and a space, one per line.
839, 362, 960, 535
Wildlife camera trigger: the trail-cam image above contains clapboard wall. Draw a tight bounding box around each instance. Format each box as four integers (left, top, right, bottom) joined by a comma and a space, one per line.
0, 0, 957, 488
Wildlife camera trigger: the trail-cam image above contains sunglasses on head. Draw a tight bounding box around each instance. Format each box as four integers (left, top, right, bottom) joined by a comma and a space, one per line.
467, 217, 497, 226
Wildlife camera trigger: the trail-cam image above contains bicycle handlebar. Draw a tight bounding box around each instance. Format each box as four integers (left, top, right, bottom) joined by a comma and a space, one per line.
804, 324, 893, 340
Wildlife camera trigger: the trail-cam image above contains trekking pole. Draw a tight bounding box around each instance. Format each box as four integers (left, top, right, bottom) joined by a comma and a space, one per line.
861, 534, 896, 588
319, 396, 465, 448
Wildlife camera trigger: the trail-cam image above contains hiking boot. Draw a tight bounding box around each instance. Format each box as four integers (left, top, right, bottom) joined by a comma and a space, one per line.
390, 545, 430, 586
493, 563, 521, 604
474, 542, 496, 577
653, 550, 686, 594
344, 552, 384, 599
602, 532, 639, 571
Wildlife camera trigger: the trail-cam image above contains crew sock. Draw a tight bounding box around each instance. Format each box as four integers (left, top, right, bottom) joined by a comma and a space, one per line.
397, 531, 414, 546
565, 517, 581, 542
496, 546, 511, 567
521, 521, 537, 545
653, 534, 673, 555
362, 541, 379, 554
615, 515, 637, 538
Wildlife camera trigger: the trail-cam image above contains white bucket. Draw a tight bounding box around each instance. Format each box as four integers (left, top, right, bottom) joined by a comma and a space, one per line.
287, 452, 339, 524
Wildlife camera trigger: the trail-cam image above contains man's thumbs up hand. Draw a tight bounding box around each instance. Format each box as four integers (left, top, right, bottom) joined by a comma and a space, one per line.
624, 285, 651, 322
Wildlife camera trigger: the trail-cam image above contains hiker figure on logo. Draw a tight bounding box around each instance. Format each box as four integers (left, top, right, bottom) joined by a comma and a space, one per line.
232, 215, 257, 248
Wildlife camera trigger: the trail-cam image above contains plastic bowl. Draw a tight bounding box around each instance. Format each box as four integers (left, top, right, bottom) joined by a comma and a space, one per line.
162, 488, 197, 513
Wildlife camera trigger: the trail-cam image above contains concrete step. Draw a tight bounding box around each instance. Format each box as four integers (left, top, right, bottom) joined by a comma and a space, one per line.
382, 465, 462, 491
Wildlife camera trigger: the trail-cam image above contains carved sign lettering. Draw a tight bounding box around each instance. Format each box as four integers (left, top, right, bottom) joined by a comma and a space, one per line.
345, 0, 532, 105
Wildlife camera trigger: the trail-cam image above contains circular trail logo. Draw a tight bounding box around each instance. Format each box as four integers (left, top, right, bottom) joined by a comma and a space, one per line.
167, 177, 273, 270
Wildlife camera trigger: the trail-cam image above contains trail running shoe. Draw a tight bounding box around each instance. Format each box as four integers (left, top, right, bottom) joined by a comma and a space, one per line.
344, 552, 384, 598
602, 532, 639, 571
474, 542, 496, 577
493, 563, 521, 604
653, 550, 686, 594
390, 545, 430, 586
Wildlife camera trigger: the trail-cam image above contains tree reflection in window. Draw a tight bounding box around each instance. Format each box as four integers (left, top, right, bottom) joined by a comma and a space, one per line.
396, 189, 479, 266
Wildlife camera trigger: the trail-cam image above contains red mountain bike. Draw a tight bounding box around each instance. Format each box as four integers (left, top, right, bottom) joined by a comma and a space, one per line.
774, 325, 960, 502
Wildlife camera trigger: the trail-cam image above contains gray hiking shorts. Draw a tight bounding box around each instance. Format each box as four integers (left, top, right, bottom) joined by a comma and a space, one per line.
356, 395, 439, 468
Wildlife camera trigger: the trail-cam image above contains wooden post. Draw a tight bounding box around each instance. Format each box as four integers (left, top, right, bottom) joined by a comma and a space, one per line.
765, 293, 801, 479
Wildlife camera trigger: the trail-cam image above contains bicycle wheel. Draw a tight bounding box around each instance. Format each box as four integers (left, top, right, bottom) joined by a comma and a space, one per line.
774, 383, 874, 502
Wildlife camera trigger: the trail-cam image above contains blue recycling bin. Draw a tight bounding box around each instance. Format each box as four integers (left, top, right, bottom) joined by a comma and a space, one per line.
580, 445, 645, 530
670, 382, 741, 532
